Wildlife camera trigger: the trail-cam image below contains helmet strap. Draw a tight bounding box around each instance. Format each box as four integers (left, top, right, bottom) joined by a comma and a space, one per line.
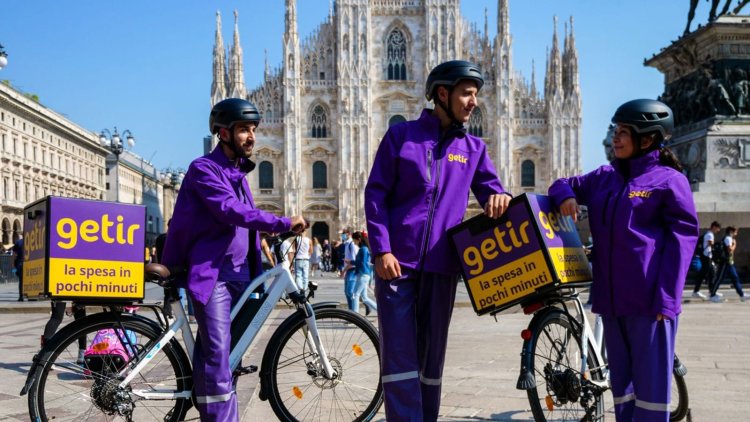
435, 86, 464, 129
219, 128, 245, 161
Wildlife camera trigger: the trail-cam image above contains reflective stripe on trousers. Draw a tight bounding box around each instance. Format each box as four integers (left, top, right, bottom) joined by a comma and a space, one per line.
603, 314, 677, 422
191, 279, 249, 422
375, 270, 457, 422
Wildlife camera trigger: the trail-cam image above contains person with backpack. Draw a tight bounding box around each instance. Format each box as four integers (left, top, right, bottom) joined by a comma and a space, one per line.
692, 221, 722, 299
549, 99, 699, 421
709, 226, 746, 302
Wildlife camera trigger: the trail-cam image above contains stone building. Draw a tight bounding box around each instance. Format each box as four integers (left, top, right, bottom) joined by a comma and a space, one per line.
210, 0, 583, 241
0, 81, 171, 249
0, 81, 108, 248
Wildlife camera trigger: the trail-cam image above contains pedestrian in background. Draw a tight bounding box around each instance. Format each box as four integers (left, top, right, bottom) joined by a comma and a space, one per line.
351, 231, 376, 316
550, 99, 698, 421
709, 226, 746, 302
11, 237, 23, 301
310, 237, 322, 277
692, 221, 722, 300
340, 228, 359, 310
293, 229, 312, 291
322, 239, 332, 272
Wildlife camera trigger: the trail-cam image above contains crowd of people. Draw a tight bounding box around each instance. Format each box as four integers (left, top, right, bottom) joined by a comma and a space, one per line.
7, 58, 747, 422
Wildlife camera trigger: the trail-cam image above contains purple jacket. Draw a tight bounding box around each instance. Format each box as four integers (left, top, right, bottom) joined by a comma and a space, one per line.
548, 150, 698, 320
365, 109, 507, 275
161, 146, 291, 305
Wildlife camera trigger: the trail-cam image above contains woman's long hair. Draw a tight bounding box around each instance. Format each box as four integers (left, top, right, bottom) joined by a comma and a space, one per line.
633, 131, 683, 172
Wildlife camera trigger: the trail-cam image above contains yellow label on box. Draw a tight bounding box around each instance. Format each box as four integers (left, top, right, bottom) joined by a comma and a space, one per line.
548, 247, 593, 283
48, 258, 144, 298
466, 250, 554, 312
23, 258, 46, 297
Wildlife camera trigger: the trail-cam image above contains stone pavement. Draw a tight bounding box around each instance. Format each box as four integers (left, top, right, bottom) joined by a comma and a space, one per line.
0, 273, 748, 421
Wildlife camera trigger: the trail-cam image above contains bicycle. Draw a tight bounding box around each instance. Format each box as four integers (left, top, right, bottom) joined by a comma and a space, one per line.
515, 287, 689, 421
21, 231, 384, 421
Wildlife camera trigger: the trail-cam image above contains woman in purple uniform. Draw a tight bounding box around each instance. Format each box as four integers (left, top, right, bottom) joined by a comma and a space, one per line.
549, 99, 699, 422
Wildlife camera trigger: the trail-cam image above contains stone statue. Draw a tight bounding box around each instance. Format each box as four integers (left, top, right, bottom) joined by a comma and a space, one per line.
733, 0, 750, 14
686, 0, 735, 34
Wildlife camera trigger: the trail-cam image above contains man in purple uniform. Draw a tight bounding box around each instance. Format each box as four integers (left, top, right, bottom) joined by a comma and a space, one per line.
365, 60, 511, 421
162, 98, 304, 421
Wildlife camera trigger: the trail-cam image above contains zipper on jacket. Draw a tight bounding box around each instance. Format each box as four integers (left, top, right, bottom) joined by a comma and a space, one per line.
601, 192, 612, 226
418, 131, 452, 271
426, 149, 433, 182
606, 183, 628, 313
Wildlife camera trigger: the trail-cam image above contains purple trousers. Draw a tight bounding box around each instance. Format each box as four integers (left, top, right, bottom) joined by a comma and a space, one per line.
375, 270, 458, 422
602, 315, 678, 422
191, 279, 249, 422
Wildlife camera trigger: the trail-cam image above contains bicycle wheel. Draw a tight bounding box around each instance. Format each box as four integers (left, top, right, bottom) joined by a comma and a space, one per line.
261, 308, 383, 421
526, 309, 604, 422
670, 371, 689, 421
27, 312, 192, 421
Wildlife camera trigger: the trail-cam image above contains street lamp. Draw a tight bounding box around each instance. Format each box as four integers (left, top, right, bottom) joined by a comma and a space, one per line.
99, 127, 135, 202
0, 44, 8, 70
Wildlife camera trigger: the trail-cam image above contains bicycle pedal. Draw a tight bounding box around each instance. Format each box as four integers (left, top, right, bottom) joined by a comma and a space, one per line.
234, 365, 258, 376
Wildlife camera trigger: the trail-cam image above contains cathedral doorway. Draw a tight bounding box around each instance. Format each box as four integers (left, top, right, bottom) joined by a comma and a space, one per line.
312, 221, 330, 243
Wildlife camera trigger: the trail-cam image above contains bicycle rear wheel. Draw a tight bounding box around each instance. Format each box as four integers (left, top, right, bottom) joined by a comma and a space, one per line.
670, 370, 689, 421
526, 309, 604, 422
27, 312, 192, 421
261, 308, 383, 421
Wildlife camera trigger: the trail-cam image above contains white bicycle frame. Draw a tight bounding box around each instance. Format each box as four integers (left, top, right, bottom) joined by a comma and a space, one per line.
569, 293, 609, 389
122, 262, 335, 401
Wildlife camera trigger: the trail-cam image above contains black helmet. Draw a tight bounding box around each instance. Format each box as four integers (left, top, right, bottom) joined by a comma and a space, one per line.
611, 99, 674, 140
209, 98, 261, 134
425, 60, 484, 101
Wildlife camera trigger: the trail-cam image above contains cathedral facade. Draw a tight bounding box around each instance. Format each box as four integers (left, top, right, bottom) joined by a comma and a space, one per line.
210, 0, 582, 241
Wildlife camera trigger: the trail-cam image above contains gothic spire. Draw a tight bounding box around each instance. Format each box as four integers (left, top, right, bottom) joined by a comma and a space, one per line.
546, 15, 562, 100
228, 10, 246, 98
498, 0, 510, 43
484, 7, 490, 42
530, 59, 537, 99
211, 11, 227, 105
564, 16, 580, 98
285, 0, 298, 43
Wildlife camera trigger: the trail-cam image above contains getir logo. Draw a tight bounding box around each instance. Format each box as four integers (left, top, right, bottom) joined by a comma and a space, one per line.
56, 214, 141, 249
448, 153, 468, 164
629, 190, 652, 199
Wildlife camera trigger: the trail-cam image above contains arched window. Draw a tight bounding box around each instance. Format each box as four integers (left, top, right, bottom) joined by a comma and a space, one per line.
311, 105, 327, 138
389, 115, 406, 127
468, 107, 483, 137
521, 160, 536, 187
386, 29, 407, 80
313, 161, 327, 189
259, 161, 274, 189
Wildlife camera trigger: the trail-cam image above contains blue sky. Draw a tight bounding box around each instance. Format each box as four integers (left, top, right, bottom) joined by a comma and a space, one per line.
0, 1, 715, 174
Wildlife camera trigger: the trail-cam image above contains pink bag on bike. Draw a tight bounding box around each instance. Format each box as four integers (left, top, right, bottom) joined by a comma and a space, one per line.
83, 327, 137, 375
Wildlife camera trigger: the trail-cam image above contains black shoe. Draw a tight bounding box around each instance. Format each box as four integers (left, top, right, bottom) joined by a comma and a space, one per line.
365, 304, 371, 316
17, 298, 23, 302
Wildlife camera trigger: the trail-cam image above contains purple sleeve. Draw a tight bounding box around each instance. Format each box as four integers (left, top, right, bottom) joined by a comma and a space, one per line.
364, 130, 398, 256
653, 174, 699, 319
190, 161, 291, 233
548, 169, 597, 207
470, 143, 508, 206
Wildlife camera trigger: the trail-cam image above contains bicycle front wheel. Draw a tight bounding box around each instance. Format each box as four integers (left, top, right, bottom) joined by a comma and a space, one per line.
261, 308, 383, 421
526, 309, 604, 422
27, 312, 192, 422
